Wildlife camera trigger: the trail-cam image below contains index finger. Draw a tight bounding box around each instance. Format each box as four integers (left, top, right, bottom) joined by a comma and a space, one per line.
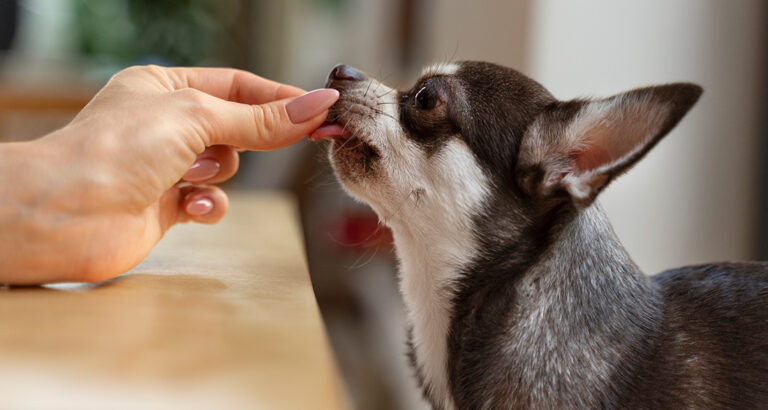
161, 66, 305, 105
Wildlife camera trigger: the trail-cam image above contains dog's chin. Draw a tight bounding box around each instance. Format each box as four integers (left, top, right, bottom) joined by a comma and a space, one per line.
314, 120, 381, 184
330, 136, 380, 178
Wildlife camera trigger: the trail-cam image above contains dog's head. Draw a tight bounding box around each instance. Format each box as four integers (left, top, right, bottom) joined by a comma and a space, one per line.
316, 61, 701, 236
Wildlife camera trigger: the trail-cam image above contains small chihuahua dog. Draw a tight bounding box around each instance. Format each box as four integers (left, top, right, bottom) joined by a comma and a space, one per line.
313, 62, 768, 409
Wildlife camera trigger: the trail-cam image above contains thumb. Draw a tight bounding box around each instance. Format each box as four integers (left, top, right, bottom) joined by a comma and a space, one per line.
205, 88, 339, 150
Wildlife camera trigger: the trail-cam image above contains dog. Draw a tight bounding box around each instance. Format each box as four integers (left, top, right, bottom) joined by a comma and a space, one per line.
311, 61, 768, 409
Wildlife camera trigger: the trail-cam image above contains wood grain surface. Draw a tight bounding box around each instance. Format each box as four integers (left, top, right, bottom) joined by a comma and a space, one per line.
0, 192, 347, 410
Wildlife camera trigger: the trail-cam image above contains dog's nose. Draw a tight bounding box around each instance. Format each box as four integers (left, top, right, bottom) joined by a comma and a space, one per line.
329, 64, 365, 82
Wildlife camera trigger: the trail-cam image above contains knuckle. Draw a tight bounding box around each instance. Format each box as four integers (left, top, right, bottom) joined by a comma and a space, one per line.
252, 103, 280, 137
107, 66, 138, 85
116, 65, 142, 77
174, 87, 206, 104
172, 88, 216, 145
116, 65, 153, 79
109, 65, 168, 90
173, 88, 213, 116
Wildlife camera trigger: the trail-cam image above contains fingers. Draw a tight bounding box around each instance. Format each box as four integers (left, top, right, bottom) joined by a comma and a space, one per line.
202, 88, 339, 150
156, 184, 228, 239
161, 66, 306, 104
178, 185, 229, 225
182, 145, 239, 184
123, 65, 338, 151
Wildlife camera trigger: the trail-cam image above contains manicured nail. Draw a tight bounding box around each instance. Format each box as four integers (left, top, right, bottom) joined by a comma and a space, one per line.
186, 197, 214, 216
183, 159, 221, 182
285, 88, 339, 124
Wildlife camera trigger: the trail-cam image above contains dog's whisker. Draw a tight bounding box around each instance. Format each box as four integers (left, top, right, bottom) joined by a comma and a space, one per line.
339, 117, 353, 135
328, 218, 383, 249
342, 102, 398, 123
367, 107, 398, 122
336, 104, 354, 122
380, 189, 421, 226
376, 88, 395, 99
330, 115, 359, 154
332, 135, 359, 155
347, 247, 380, 270
363, 78, 374, 98
347, 140, 365, 151
302, 168, 325, 185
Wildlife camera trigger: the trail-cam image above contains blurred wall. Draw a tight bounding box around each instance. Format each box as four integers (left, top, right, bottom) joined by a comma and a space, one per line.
528, 0, 766, 274
13, 0, 75, 59
418, 0, 530, 74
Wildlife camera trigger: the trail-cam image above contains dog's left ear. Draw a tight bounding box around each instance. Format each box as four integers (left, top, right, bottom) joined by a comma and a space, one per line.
518, 83, 702, 207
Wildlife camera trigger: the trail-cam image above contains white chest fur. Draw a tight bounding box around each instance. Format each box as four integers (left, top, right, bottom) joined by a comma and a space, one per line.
388, 140, 489, 410
394, 231, 473, 410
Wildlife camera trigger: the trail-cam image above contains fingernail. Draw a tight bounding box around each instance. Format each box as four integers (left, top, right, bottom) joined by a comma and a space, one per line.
186, 197, 214, 216
183, 159, 221, 182
285, 88, 339, 124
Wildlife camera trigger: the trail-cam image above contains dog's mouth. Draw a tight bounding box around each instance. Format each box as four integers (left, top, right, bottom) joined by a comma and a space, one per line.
309, 121, 347, 141
310, 117, 381, 166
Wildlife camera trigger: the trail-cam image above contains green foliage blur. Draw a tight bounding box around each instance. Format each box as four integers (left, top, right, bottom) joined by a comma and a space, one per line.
72, 0, 240, 67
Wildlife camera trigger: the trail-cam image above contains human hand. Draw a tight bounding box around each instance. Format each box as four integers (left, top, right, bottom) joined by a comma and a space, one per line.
0, 65, 338, 284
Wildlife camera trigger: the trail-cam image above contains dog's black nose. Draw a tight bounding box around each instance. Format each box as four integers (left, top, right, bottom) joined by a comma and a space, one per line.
330, 64, 364, 82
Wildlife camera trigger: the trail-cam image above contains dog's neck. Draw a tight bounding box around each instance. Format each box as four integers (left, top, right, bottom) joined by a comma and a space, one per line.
388, 186, 483, 410
465, 203, 662, 407
391, 200, 663, 409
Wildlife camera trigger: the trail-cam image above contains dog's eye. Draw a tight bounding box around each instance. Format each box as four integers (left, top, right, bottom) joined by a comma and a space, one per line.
413, 84, 438, 110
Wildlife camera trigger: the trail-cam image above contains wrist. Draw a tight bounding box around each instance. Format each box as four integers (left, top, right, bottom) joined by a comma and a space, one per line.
0, 135, 83, 283
0, 140, 43, 282
0, 139, 44, 222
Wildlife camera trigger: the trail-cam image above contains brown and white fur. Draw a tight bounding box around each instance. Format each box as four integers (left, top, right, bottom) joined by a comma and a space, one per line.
319, 61, 768, 409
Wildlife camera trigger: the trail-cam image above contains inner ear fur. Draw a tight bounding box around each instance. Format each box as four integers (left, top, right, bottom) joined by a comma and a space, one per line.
518, 83, 702, 207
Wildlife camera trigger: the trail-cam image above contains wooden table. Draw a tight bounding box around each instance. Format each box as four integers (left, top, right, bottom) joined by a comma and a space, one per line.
0, 192, 347, 409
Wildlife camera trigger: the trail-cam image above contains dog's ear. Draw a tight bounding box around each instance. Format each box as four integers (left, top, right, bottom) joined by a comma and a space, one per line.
518, 83, 702, 207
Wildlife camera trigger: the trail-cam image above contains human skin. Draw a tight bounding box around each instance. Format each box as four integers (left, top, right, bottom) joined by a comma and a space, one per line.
0, 65, 339, 285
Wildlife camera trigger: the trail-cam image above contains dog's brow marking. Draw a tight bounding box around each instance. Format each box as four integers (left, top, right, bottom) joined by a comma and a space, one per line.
422, 62, 460, 77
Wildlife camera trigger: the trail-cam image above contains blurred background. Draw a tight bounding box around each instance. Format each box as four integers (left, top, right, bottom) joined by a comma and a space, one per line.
0, 0, 765, 408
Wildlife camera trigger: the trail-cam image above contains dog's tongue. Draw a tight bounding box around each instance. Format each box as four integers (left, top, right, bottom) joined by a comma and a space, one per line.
309, 123, 345, 141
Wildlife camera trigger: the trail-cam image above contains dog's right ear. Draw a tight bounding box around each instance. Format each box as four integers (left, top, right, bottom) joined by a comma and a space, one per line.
517, 83, 702, 207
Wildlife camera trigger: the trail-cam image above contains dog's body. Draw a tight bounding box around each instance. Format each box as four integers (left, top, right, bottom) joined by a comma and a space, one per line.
315, 61, 768, 409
